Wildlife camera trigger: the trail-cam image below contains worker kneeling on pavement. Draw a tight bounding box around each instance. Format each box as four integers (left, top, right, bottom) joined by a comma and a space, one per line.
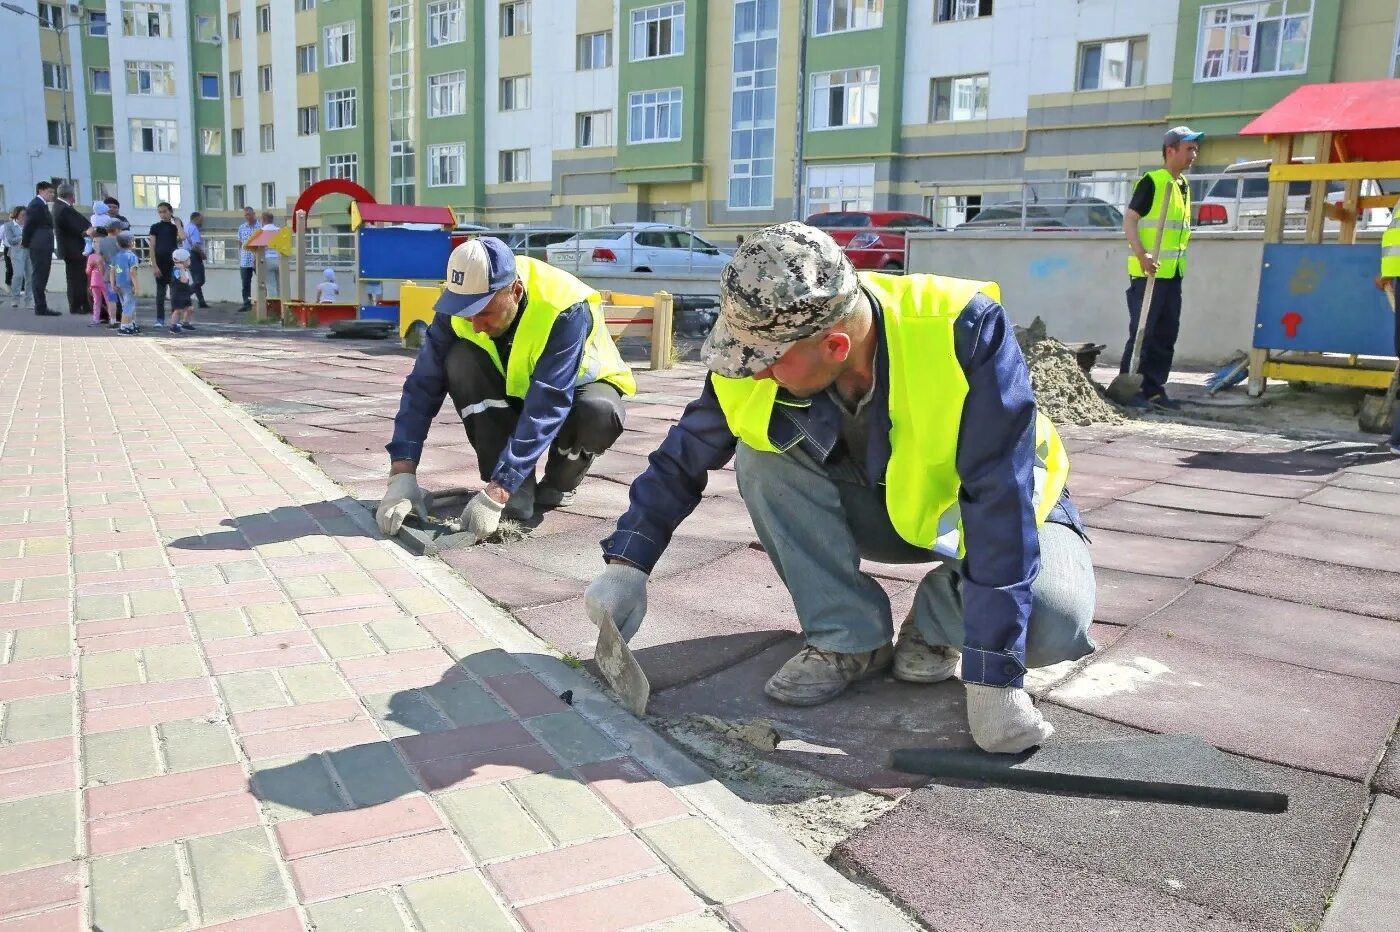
585, 223, 1097, 754
377, 237, 635, 542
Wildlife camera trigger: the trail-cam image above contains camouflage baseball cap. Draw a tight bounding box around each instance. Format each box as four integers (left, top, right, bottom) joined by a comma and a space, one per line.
701, 222, 860, 378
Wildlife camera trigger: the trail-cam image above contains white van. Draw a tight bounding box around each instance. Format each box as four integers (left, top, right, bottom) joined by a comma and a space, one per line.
1195, 158, 1391, 233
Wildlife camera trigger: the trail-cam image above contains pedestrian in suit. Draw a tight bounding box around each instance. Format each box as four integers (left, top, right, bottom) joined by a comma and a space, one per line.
20, 181, 58, 316
53, 184, 92, 317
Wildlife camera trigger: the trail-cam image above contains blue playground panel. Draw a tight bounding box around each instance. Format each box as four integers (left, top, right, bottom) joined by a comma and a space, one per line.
359, 305, 400, 326
357, 226, 453, 281
1254, 243, 1394, 357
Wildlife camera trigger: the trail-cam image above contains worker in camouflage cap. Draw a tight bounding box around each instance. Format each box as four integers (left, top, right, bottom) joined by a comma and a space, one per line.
585, 221, 1096, 756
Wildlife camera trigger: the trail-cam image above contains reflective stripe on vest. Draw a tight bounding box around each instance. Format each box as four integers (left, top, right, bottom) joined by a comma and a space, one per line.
1382, 219, 1400, 280
449, 256, 637, 399
1128, 169, 1192, 280
711, 272, 1071, 559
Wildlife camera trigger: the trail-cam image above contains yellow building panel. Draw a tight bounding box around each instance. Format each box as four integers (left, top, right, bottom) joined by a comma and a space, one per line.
1333, 0, 1400, 82
1023, 151, 1161, 172
297, 73, 318, 109
575, 0, 613, 37
1028, 83, 1172, 110
294, 4, 317, 43
498, 35, 532, 77
902, 117, 1025, 140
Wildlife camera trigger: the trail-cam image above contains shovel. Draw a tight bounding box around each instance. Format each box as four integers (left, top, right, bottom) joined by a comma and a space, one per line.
593, 613, 650, 716
1107, 192, 1172, 405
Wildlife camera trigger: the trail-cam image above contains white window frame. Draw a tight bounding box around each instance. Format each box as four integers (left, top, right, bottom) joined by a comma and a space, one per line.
729, 0, 779, 210
577, 31, 612, 69
428, 71, 467, 117
93, 125, 116, 153
120, 1, 172, 38
230, 71, 242, 98
258, 65, 273, 93
804, 163, 875, 216
934, 0, 991, 22
88, 10, 108, 36
628, 87, 684, 144
575, 205, 612, 228
499, 75, 530, 112
296, 44, 317, 74
132, 174, 181, 210
232, 184, 247, 208
428, 143, 466, 187
576, 110, 613, 148
298, 167, 320, 190
227, 12, 240, 40
1195, 0, 1313, 82
498, 148, 530, 184
256, 3, 271, 33
499, 0, 530, 37
631, 2, 685, 61
324, 21, 356, 67
200, 128, 222, 155
325, 89, 358, 130
126, 61, 176, 97
809, 67, 880, 130
297, 0, 316, 11
812, 0, 882, 36
259, 123, 275, 152
201, 185, 225, 211
929, 73, 989, 122
326, 153, 359, 183
37, 3, 63, 30
427, 0, 465, 46
198, 73, 220, 99
41, 61, 70, 91
90, 68, 111, 94
47, 120, 73, 149
261, 182, 276, 210
231, 128, 245, 156
1077, 37, 1148, 90
297, 106, 319, 137
130, 118, 178, 154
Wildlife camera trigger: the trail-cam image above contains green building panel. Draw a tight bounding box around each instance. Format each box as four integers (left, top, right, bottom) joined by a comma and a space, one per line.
318, 0, 375, 188
190, 0, 226, 202
801, 0, 907, 160
1169, 0, 1341, 137
616, 0, 708, 182
79, 0, 115, 186
417, 0, 484, 212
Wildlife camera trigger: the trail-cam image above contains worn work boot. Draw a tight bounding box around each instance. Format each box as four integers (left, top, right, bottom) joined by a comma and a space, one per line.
893, 618, 960, 684
535, 482, 575, 509
504, 476, 536, 521
763, 643, 894, 706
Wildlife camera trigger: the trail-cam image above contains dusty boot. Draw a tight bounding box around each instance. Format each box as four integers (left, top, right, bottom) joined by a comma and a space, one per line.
763, 643, 893, 706
504, 475, 536, 521
893, 617, 960, 684
535, 482, 575, 508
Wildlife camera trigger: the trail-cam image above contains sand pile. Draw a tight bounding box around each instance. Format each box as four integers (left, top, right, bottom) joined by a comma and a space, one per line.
1015, 318, 1123, 427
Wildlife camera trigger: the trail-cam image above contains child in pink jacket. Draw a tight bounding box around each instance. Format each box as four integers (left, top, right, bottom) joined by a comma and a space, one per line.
87, 227, 110, 325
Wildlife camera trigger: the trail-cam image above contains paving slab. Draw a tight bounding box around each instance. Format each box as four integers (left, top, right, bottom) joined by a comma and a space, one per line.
1268, 501, 1400, 542
1306, 485, 1400, 517
1091, 568, 1192, 625
1122, 483, 1293, 518
1049, 628, 1400, 780
1242, 519, 1400, 574
1158, 468, 1324, 499
1201, 548, 1400, 621
1321, 794, 1400, 932
1083, 500, 1263, 544
1087, 527, 1233, 579
1376, 730, 1400, 798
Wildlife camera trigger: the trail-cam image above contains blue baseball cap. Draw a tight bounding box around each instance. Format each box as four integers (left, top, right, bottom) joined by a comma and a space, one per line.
1164, 125, 1204, 146
434, 237, 517, 317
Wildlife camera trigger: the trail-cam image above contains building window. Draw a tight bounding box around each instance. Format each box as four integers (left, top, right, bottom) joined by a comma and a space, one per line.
199, 73, 220, 99
194, 14, 217, 42
256, 3, 271, 33
230, 71, 242, 98
121, 2, 172, 37
47, 121, 73, 149
499, 75, 530, 111
324, 22, 356, 66
730, 0, 778, 210
929, 73, 988, 121
231, 128, 245, 155
326, 153, 359, 182
1077, 38, 1147, 90
427, 0, 464, 46
500, 1, 530, 37
935, 0, 992, 21
200, 128, 222, 155
233, 184, 247, 208
132, 175, 181, 209
296, 44, 317, 74
805, 163, 874, 215
297, 0, 315, 11
297, 106, 319, 136
90, 69, 111, 94
428, 143, 465, 186
130, 119, 178, 154
628, 88, 683, 143
299, 167, 320, 189
262, 182, 276, 209
227, 12, 240, 40
577, 31, 613, 69
325, 89, 357, 130
575, 205, 612, 228
576, 110, 612, 148
258, 65, 273, 93
498, 148, 529, 183
41, 62, 70, 91
202, 185, 225, 210
631, 3, 684, 60
126, 61, 176, 97
88, 11, 108, 36
810, 67, 879, 130
427, 71, 466, 117
1197, 0, 1312, 80
812, 0, 882, 36
37, 2, 64, 30
93, 126, 115, 153
259, 124, 275, 152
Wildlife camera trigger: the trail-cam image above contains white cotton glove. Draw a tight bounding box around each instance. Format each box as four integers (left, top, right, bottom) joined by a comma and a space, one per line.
375, 473, 427, 536
965, 683, 1055, 754
584, 563, 649, 643
459, 491, 506, 543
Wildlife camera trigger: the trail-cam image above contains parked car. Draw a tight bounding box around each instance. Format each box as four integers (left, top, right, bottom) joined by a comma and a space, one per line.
955, 198, 1123, 231
1195, 158, 1392, 232
803, 211, 941, 270
498, 227, 576, 261
544, 223, 731, 274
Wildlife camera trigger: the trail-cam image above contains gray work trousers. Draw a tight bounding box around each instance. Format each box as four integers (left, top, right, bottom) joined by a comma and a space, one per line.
735, 443, 1097, 667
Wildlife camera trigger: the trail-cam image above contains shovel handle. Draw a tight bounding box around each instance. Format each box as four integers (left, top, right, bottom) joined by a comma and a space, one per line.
1126, 182, 1174, 378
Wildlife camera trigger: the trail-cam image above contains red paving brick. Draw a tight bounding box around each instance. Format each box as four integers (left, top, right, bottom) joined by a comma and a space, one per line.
86, 763, 248, 818
0, 556, 69, 580
512, 873, 701, 932
75, 613, 186, 637
0, 761, 75, 802
0, 904, 81, 931
0, 737, 74, 772
81, 676, 212, 710
286, 829, 469, 902
0, 610, 70, 631
239, 718, 384, 761
183, 581, 287, 611
206, 644, 326, 675
415, 744, 560, 792
83, 695, 222, 733
204, 630, 318, 658
87, 790, 263, 855
575, 759, 690, 829
724, 891, 835, 932
274, 797, 443, 859
337, 647, 453, 683
396, 721, 535, 764
195, 908, 305, 932
487, 835, 659, 904
0, 862, 81, 921
76, 624, 192, 653
231, 698, 369, 736
0, 599, 67, 620
298, 604, 413, 629
484, 672, 569, 718
294, 592, 397, 615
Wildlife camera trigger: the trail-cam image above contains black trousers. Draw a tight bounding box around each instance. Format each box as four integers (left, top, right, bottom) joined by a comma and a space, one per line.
1120, 275, 1183, 400
154, 255, 174, 318
4, 251, 11, 288
28, 248, 51, 312
443, 339, 626, 493
240, 267, 253, 305
64, 256, 89, 316
190, 252, 208, 306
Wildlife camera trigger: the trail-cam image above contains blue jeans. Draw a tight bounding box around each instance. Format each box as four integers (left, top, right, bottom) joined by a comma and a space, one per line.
735, 443, 1097, 667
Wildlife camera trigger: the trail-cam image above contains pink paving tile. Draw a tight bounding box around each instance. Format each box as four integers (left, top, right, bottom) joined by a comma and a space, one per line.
484, 673, 569, 718
0, 523, 66, 540
415, 612, 483, 643
87, 791, 263, 855
337, 648, 453, 683
262, 553, 355, 577
76, 624, 192, 653
274, 797, 444, 859
0, 904, 81, 931
416, 744, 560, 792
167, 547, 255, 567
203, 630, 317, 658
82, 676, 212, 710
298, 604, 412, 629
231, 698, 368, 736
513, 873, 701, 932
76, 613, 186, 637
75, 575, 177, 598
724, 891, 835, 932
0, 862, 81, 921
0, 737, 74, 772
86, 763, 248, 818
369, 568, 420, 589
182, 581, 287, 611
206, 645, 326, 675
0, 611, 69, 631
0, 599, 66, 620
0, 760, 75, 802
0, 555, 70, 581
287, 829, 469, 902
396, 721, 535, 765
294, 592, 397, 615
576, 759, 690, 828
239, 718, 384, 761
195, 908, 305, 932
487, 835, 658, 904
71, 533, 162, 553
1087, 527, 1233, 579
0, 656, 73, 684
83, 695, 222, 734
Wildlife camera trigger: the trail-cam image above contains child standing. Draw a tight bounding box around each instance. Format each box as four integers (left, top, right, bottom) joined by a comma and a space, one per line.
168, 248, 195, 333
87, 227, 110, 325
315, 268, 339, 303
110, 233, 141, 335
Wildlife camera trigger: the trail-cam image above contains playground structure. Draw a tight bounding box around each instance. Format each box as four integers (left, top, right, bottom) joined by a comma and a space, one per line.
1238, 79, 1400, 411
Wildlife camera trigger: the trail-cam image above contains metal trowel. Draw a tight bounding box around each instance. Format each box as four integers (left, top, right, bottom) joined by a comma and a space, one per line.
594, 614, 650, 717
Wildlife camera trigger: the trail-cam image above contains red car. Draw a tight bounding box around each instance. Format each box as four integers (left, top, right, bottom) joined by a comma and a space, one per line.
803, 211, 943, 270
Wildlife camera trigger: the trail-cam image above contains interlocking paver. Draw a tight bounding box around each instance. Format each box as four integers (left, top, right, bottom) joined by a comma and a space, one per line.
158, 719, 239, 771
0, 792, 77, 872
187, 827, 294, 925
2, 693, 75, 743
437, 783, 550, 862
274, 796, 442, 860
487, 834, 661, 904
322, 742, 420, 808
402, 871, 516, 932
278, 664, 351, 705
285, 829, 469, 902
513, 873, 702, 932
88, 845, 189, 932
640, 818, 776, 904
82, 727, 162, 786
508, 771, 624, 846
305, 890, 408, 931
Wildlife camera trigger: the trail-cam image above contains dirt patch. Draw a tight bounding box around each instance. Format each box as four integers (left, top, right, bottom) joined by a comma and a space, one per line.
1017, 318, 1124, 428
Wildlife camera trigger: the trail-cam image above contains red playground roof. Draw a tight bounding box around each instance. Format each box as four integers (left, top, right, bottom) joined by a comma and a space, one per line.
1239, 80, 1400, 164
351, 202, 456, 227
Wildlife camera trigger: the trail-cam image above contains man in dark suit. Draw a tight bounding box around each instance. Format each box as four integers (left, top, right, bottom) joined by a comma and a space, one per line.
53, 184, 91, 317
20, 181, 58, 316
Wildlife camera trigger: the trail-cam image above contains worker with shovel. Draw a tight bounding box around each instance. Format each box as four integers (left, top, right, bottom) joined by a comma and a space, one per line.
1115, 126, 1201, 410
584, 223, 1097, 755
376, 238, 636, 542
1379, 209, 1400, 455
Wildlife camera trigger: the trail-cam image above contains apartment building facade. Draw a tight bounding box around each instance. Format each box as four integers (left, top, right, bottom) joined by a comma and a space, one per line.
5, 0, 1396, 234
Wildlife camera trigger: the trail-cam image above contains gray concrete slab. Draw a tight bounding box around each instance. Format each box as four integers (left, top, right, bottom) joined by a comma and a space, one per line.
1123, 484, 1293, 518
1084, 500, 1263, 544
1087, 527, 1233, 579
1320, 795, 1400, 932
1092, 569, 1192, 625
1202, 548, 1400, 621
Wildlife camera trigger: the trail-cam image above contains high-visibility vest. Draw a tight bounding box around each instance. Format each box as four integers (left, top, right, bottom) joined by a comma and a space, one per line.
1128, 168, 1191, 280
710, 272, 1070, 559
1382, 214, 1400, 280
449, 256, 636, 398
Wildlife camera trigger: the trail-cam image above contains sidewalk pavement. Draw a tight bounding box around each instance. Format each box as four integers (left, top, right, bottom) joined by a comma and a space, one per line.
0, 318, 912, 932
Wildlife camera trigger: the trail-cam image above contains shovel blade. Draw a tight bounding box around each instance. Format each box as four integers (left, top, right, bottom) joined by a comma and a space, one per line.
1106, 372, 1144, 405
594, 616, 650, 717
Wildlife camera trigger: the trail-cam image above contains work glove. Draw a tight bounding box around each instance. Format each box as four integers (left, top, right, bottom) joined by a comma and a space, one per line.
584, 563, 649, 643
965, 683, 1055, 754
375, 473, 427, 536
459, 491, 505, 544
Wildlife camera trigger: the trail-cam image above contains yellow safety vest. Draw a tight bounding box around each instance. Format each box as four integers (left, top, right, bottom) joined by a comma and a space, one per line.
1128, 168, 1192, 280
711, 272, 1070, 559
449, 256, 636, 398
1382, 214, 1400, 280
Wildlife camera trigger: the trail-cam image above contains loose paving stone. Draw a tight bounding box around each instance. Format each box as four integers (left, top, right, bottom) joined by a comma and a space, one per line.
1201, 548, 1400, 621
640, 817, 776, 904
402, 871, 517, 932
187, 827, 294, 925
89, 845, 190, 932
0, 792, 76, 872
528, 712, 625, 767
436, 783, 551, 861
1305, 485, 1400, 517
1084, 499, 1264, 544
1123, 483, 1291, 518
508, 771, 625, 845
1087, 527, 1233, 579
1320, 795, 1400, 932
